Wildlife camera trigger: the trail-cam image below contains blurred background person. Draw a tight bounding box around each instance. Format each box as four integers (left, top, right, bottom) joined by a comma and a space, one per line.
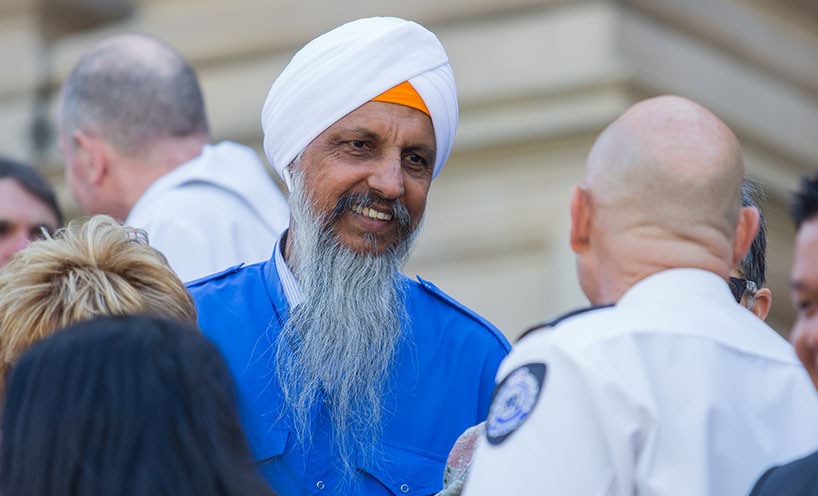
731, 178, 772, 320
750, 172, 818, 494
0, 215, 195, 386
0, 157, 62, 266
58, 34, 289, 282
0, 314, 276, 496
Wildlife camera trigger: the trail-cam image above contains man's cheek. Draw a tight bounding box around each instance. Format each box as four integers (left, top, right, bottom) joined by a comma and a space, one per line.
793, 329, 810, 365
800, 339, 818, 377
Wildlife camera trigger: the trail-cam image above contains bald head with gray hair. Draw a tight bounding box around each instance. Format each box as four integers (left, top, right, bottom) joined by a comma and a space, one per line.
59, 34, 209, 157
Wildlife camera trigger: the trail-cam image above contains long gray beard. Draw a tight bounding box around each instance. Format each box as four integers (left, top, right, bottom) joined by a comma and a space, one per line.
274, 166, 420, 484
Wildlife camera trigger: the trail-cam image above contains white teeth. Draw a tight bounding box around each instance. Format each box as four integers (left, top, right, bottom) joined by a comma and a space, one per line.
349, 204, 393, 221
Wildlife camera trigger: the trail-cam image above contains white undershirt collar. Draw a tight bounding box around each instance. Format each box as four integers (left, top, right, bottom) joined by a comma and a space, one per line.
273, 229, 304, 308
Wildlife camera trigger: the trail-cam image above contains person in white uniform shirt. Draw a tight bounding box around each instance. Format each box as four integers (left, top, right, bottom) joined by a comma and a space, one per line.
58, 34, 289, 281
463, 95, 818, 496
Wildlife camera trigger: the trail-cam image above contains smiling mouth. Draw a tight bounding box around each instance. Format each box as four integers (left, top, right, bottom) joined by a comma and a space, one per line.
350, 204, 393, 221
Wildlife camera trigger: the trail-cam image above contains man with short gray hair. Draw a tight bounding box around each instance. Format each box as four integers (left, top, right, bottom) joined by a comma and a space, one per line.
58, 34, 288, 281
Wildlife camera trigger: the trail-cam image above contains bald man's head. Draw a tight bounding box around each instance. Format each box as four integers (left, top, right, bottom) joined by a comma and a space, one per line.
587, 96, 743, 237
571, 96, 759, 303
59, 34, 209, 157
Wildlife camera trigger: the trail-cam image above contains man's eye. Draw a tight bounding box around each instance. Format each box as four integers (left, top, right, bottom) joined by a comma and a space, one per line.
405, 153, 428, 168
0, 221, 11, 237
801, 301, 815, 311
348, 141, 368, 150
795, 297, 818, 314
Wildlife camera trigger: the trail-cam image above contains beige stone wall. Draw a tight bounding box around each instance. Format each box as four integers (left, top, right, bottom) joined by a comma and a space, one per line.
0, 0, 816, 339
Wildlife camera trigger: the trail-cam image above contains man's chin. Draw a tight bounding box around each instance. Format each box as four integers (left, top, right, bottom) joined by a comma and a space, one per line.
334, 233, 401, 256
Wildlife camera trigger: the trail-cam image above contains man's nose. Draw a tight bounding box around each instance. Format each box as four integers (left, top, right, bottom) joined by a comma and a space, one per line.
367, 154, 405, 200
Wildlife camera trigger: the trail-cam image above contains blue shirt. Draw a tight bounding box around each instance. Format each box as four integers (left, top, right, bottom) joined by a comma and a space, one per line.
188, 256, 510, 496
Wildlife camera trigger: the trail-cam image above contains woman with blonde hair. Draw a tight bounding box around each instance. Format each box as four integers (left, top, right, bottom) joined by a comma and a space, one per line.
0, 215, 196, 384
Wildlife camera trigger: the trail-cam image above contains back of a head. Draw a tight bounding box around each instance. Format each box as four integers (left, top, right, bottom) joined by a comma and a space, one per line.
586, 95, 745, 257
0, 157, 63, 226
0, 215, 196, 383
0, 315, 275, 496
59, 34, 209, 156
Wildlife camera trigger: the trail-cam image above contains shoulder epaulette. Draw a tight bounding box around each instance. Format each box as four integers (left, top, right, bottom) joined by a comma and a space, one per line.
517, 304, 614, 343
416, 276, 511, 351
185, 263, 245, 288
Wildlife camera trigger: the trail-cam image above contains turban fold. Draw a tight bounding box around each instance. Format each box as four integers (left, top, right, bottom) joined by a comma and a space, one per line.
261, 17, 458, 182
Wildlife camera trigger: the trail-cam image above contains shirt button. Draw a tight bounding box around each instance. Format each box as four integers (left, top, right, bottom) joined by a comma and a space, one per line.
316, 480, 325, 490
400, 483, 409, 493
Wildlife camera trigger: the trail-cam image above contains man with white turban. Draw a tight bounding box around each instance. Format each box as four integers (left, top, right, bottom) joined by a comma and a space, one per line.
189, 17, 510, 495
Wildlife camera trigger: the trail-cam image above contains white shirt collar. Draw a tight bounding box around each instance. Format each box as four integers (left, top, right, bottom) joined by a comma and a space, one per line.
274, 229, 304, 308
617, 268, 735, 306
618, 268, 735, 308
614, 268, 798, 363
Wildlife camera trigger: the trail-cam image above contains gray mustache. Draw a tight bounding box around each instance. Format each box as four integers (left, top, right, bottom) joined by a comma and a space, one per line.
332, 193, 412, 231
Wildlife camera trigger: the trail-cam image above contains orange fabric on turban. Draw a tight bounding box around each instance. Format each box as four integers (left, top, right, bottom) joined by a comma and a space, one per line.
371, 81, 430, 117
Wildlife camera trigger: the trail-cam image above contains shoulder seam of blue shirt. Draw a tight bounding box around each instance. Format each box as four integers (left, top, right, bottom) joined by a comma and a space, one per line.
415, 276, 511, 352
186, 263, 247, 288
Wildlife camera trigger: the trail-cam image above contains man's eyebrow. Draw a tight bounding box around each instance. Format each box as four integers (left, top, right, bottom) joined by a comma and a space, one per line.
333, 127, 381, 141
406, 143, 435, 157
790, 280, 815, 292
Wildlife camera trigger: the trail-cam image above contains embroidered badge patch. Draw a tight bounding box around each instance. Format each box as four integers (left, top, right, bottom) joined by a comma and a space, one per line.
486, 362, 546, 445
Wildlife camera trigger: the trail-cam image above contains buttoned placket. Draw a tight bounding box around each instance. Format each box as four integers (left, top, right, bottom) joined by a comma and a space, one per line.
307, 389, 335, 494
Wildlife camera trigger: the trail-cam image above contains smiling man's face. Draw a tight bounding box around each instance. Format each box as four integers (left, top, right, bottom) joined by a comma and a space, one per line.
790, 218, 818, 390
292, 101, 436, 255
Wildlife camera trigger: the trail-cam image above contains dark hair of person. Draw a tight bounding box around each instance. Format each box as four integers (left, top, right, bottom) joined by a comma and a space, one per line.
739, 177, 767, 286
0, 315, 275, 496
791, 173, 818, 230
0, 157, 63, 226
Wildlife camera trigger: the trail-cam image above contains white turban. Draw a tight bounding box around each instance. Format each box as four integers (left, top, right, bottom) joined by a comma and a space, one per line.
261, 17, 458, 182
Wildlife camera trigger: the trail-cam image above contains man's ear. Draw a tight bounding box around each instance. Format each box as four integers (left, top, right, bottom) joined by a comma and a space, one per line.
733, 206, 760, 267
72, 130, 110, 186
570, 185, 591, 254
750, 287, 772, 321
